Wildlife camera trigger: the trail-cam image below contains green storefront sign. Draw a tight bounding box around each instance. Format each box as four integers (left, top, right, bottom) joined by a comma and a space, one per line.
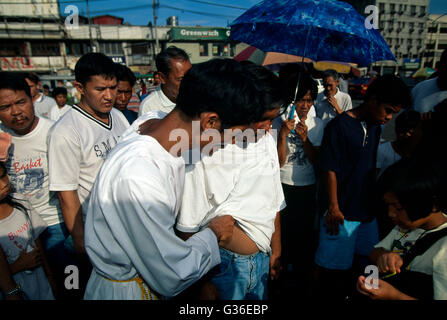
170, 27, 231, 41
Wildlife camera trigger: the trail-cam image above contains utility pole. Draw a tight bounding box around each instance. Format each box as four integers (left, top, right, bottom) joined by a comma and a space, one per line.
86, 0, 96, 52
153, 0, 159, 54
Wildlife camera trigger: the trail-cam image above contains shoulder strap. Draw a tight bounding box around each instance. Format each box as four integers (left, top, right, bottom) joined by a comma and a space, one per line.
402, 227, 447, 270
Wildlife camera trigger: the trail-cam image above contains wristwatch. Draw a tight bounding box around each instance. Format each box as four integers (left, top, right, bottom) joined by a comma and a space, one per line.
4, 283, 22, 297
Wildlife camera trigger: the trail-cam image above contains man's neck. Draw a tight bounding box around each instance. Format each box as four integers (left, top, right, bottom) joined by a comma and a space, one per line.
346, 104, 368, 122
78, 100, 109, 124
32, 92, 42, 103
161, 85, 175, 103
421, 212, 447, 231
139, 109, 191, 157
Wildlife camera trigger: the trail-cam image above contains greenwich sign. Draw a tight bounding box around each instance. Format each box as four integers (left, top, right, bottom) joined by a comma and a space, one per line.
170, 27, 231, 41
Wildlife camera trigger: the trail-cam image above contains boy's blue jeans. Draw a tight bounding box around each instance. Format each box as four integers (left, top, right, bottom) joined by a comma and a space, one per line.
209, 247, 270, 300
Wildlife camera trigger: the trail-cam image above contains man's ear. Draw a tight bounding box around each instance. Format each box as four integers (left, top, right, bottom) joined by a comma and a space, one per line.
73, 81, 84, 96
199, 112, 221, 131
158, 72, 167, 85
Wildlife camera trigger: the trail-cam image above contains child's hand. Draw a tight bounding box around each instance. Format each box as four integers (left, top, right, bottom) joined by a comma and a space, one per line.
10, 247, 43, 274
376, 252, 403, 274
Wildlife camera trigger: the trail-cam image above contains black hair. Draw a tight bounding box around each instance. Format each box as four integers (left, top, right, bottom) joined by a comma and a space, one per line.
378, 157, 447, 221
116, 64, 136, 87
23, 72, 40, 84
365, 74, 412, 109
156, 46, 190, 76
395, 110, 421, 135
74, 52, 118, 86
0, 162, 28, 216
175, 59, 265, 130
322, 69, 339, 81
52, 86, 67, 97
280, 70, 318, 103
43, 84, 49, 89
242, 63, 286, 114
0, 72, 32, 98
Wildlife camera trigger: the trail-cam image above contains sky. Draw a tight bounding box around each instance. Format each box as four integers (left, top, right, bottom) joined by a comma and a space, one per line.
58, 0, 447, 27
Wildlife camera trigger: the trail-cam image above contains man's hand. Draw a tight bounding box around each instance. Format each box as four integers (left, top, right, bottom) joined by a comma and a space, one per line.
356, 275, 416, 300
269, 254, 282, 280
376, 252, 403, 274
327, 96, 342, 114
324, 206, 344, 236
198, 281, 219, 300
208, 215, 235, 246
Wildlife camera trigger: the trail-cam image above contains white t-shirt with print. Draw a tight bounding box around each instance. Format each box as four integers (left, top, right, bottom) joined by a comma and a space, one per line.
48, 105, 130, 221
272, 111, 324, 186
0, 198, 54, 300
177, 133, 285, 253
0, 117, 62, 226
376, 141, 402, 178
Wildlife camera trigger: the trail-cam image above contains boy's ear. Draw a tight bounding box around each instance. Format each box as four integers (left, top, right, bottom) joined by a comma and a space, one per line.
199, 112, 221, 131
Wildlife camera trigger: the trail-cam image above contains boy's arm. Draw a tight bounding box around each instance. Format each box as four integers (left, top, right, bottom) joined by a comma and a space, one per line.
324, 170, 345, 235
58, 190, 85, 255
270, 212, 282, 280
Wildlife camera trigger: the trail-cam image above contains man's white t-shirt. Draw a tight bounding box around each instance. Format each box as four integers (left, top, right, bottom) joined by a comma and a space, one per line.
0, 117, 63, 226
315, 88, 353, 126
177, 132, 285, 253
376, 141, 402, 178
48, 105, 130, 221
411, 77, 447, 113
34, 94, 57, 119
84, 112, 220, 299
272, 111, 324, 186
375, 223, 447, 300
49, 104, 72, 122
138, 86, 175, 116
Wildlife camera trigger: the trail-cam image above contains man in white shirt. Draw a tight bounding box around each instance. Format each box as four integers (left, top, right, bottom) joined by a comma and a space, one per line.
176, 64, 286, 300
315, 69, 353, 126
0, 73, 77, 299
47, 53, 130, 297
23, 72, 57, 119
138, 46, 192, 116
83, 59, 270, 300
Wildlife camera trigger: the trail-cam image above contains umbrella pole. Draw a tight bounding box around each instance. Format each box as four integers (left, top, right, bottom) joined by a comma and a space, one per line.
289, 26, 312, 132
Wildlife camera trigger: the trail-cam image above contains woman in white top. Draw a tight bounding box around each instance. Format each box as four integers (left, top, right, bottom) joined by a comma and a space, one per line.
273, 71, 324, 296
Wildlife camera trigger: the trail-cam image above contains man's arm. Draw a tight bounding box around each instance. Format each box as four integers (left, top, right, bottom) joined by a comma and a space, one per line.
270, 212, 282, 280
323, 170, 345, 235
57, 190, 85, 254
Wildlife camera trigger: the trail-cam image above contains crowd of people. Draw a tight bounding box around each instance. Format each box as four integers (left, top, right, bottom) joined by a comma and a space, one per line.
0, 45, 446, 301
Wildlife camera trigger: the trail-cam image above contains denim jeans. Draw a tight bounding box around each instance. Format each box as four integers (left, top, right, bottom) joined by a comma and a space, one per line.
209, 247, 270, 300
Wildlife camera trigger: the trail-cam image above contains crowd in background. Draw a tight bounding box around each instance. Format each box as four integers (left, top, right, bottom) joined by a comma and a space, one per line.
0, 46, 446, 301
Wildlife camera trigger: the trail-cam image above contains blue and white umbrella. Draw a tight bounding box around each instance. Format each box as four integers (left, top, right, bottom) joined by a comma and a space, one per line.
229, 0, 395, 67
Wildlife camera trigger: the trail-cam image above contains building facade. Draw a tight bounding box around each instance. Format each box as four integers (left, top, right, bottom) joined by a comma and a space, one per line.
344, 0, 430, 75
422, 14, 447, 68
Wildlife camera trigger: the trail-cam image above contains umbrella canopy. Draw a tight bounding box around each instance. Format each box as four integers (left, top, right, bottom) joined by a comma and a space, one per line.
234, 45, 312, 66
412, 67, 435, 79
229, 0, 395, 67
312, 61, 361, 77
